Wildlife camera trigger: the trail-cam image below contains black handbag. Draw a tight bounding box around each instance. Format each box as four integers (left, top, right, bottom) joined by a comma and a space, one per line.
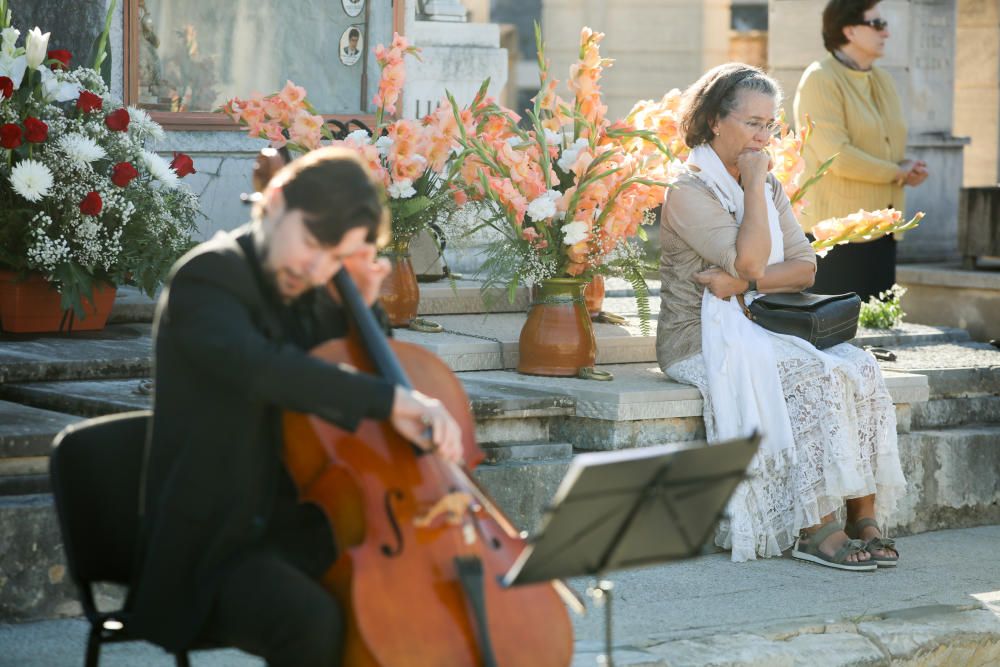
740, 292, 861, 349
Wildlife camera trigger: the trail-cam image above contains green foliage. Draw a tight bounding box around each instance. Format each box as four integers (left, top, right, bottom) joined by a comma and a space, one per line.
858, 284, 907, 329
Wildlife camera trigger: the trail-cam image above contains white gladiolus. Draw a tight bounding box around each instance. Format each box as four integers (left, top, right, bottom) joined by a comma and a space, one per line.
387, 179, 416, 199
141, 150, 180, 188
39, 66, 80, 102
560, 220, 590, 246
9, 159, 54, 202
59, 134, 107, 166
543, 128, 563, 148
374, 134, 394, 157
526, 189, 562, 222
0, 51, 26, 88
556, 137, 590, 172
345, 129, 370, 144
1, 27, 19, 56
24, 27, 49, 70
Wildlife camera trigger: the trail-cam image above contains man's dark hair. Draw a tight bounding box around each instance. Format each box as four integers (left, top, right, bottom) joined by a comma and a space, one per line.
679, 63, 782, 148
822, 0, 880, 52
265, 147, 389, 246
349, 28, 360, 40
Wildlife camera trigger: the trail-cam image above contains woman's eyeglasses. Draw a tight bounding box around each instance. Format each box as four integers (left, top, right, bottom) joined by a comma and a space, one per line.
857, 18, 889, 31
730, 115, 780, 135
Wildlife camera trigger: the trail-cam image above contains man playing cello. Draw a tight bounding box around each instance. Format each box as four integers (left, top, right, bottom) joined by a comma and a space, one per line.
130, 148, 464, 666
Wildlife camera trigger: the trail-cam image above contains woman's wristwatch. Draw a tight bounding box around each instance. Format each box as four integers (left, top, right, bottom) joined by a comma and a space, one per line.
746, 280, 757, 293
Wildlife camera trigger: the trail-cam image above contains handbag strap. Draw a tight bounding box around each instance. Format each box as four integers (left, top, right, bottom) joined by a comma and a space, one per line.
735, 293, 753, 320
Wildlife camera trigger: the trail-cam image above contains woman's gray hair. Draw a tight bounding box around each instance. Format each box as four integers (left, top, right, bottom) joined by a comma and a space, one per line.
679, 63, 783, 147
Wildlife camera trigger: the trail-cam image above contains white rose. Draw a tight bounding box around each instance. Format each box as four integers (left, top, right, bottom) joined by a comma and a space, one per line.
556, 138, 590, 172
24, 27, 49, 71
561, 220, 590, 246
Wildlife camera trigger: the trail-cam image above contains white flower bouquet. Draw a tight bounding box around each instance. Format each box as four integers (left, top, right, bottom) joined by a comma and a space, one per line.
0, 4, 199, 318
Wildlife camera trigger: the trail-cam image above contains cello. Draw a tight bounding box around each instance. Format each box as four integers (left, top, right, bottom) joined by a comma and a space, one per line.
282, 268, 576, 666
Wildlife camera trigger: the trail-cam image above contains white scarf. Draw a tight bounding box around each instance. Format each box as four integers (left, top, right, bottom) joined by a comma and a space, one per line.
686, 144, 796, 463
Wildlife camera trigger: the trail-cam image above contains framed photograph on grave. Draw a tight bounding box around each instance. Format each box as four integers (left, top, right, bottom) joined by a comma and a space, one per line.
340, 26, 364, 67
343, 0, 364, 18
125, 0, 399, 130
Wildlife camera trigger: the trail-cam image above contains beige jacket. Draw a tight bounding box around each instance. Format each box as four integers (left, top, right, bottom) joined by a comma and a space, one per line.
656, 170, 817, 371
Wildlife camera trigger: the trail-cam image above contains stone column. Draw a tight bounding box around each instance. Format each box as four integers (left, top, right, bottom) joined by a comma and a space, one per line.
954, 0, 1000, 187
770, 0, 968, 262
402, 0, 510, 275
541, 0, 731, 120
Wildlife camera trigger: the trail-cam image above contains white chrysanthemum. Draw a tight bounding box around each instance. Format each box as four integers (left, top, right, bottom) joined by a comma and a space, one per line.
374, 134, 394, 157
141, 150, 179, 188
346, 129, 371, 144
9, 159, 54, 202
560, 220, 590, 246
59, 133, 106, 166
127, 106, 165, 140
387, 178, 416, 199
526, 189, 561, 222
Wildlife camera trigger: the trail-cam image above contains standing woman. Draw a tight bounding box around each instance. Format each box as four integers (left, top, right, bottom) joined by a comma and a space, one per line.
794, 0, 927, 301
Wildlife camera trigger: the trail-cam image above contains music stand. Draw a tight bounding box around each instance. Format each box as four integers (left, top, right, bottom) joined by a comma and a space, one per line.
503, 432, 760, 666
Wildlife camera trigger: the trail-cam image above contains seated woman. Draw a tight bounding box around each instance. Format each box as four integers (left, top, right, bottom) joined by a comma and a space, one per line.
655, 63, 906, 570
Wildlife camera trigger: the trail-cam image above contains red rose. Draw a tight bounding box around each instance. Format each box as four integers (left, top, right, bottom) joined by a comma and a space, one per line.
169, 152, 196, 178
104, 108, 130, 132
47, 49, 72, 70
0, 76, 13, 99
0, 123, 22, 149
24, 117, 48, 143
79, 191, 103, 216
77, 91, 103, 113
111, 162, 139, 187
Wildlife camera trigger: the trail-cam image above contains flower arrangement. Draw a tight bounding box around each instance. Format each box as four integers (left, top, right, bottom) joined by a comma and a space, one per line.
223, 33, 463, 246
810, 208, 924, 257
859, 284, 906, 329
0, 5, 199, 317
446, 25, 673, 323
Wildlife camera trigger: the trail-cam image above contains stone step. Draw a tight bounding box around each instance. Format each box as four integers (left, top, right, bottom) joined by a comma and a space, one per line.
892, 424, 1000, 535
913, 395, 1000, 429
0, 312, 972, 383
0, 401, 78, 497
879, 340, 1000, 398
0, 323, 151, 384
106, 286, 157, 324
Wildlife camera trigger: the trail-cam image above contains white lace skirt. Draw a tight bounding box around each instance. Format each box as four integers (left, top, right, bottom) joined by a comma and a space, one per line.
666, 339, 907, 562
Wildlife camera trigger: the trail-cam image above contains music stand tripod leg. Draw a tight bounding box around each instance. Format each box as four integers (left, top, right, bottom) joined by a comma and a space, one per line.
587, 579, 615, 667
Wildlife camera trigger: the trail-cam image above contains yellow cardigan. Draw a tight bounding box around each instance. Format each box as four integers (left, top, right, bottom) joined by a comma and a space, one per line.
792, 54, 907, 233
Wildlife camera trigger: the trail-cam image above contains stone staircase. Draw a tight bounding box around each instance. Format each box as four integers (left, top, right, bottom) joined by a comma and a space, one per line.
1, 282, 998, 624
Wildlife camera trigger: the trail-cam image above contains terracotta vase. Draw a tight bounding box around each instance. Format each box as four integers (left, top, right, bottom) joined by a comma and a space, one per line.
584, 274, 606, 318
378, 238, 420, 328
0, 270, 117, 334
517, 278, 597, 376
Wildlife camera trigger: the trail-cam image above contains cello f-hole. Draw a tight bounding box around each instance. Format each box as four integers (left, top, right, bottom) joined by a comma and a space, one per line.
380, 488, 406, 557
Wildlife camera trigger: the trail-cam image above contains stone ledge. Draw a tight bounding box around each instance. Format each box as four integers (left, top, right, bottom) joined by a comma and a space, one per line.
463, 365, 929, 422
898, 263, 1000, 291
0, 402, 78, 458
0, 324, 151, 384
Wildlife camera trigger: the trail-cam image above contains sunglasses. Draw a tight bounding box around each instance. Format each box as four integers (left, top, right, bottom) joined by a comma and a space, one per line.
857, 18, 889, 31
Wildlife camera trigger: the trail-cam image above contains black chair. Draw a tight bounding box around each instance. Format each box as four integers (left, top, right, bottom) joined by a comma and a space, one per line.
49, 410, 197, 667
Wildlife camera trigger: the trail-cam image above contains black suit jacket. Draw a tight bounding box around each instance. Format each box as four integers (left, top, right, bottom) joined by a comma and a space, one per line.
129, 225, 394, 651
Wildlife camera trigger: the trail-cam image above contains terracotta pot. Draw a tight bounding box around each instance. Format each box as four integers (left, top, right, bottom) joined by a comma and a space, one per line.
517, 278, 596, 376
0, 271, 117, 333
584, 274, 606, 318
378, 238, 420, 328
